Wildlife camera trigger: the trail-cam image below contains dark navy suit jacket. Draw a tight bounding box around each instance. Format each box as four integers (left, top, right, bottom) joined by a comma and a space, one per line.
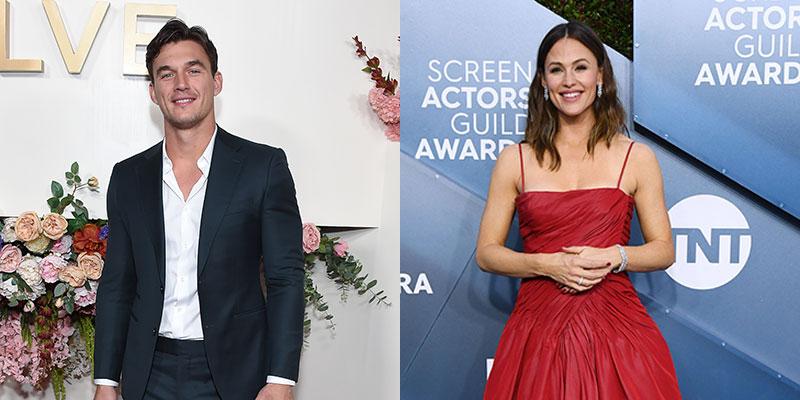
94, 127, 304, 400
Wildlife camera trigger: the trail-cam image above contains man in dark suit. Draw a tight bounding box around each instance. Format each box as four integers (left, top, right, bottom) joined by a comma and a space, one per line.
93, 19, 303, 400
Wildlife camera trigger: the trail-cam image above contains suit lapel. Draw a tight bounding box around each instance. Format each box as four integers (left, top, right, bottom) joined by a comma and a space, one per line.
136, 144, 166, 287
198, 128, 243, 276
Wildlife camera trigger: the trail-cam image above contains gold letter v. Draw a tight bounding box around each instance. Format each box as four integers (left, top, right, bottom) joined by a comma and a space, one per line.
42, 0, 109, 74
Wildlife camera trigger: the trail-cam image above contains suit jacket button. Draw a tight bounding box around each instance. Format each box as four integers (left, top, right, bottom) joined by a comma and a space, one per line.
159, 286, 164, 293
152, 329, 156, 335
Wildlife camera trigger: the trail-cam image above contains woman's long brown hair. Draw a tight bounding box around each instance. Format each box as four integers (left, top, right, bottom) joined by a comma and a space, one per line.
525, 21, 627, 171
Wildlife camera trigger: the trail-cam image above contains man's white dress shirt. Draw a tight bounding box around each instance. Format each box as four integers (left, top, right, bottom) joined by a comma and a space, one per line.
95, 128, 294, 387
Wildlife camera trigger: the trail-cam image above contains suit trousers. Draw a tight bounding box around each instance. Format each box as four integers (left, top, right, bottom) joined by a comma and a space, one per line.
139, 337, 221, 400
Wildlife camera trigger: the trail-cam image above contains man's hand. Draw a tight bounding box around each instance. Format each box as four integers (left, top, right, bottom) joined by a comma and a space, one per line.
256, 383, 294, 400
93, 385, 118, 400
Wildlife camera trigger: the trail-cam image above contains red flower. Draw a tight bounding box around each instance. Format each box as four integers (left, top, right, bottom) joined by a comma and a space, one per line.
72, 223, 107, 257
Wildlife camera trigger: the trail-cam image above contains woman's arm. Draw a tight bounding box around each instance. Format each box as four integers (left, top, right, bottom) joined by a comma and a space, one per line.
476, 145, 609, 288
624, 142, 675, 272
563, 143, 674, 273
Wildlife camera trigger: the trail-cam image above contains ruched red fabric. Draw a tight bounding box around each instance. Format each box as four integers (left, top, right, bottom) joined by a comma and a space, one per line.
483, 188, 681, 400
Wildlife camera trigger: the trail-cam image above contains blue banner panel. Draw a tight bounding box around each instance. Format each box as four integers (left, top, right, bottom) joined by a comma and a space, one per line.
634, 0, 800, 219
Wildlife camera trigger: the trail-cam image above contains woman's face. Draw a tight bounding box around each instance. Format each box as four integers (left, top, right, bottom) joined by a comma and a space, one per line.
542, 38, 603, 119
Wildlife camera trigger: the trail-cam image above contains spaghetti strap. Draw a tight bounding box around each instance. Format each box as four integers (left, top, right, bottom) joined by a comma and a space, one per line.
518, 144, 526, 191
616, 141, 635, 189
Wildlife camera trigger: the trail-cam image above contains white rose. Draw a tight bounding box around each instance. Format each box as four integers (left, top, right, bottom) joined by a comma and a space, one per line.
1, 218, 18, 242
17, 255, 43, 287
0, 277, 18, 300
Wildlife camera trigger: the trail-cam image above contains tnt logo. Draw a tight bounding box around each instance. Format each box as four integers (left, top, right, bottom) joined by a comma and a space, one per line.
666, 195, 751, 290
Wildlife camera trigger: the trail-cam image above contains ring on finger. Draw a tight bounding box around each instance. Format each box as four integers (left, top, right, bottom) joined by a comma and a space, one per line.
578, 277, 584, 286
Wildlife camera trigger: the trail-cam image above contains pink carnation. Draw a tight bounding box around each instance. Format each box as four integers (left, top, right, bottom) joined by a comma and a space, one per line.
51, 235, 73, 255
334, 240, 349, 258
302, 223, 321, 253
368, 87, 400, 124
384, 123, 400, 142
40, 254, 67, 283
0, 244, 23, 273
74, 285, 97, 308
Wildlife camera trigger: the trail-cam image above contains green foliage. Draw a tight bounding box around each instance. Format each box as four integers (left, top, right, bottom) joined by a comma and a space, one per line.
302, 232, 390, 339
537, 0, 633, 59
21, 320, 33, 346
76, 316, 96, 374
51, 367, 66, 400
46, 161, 98, 234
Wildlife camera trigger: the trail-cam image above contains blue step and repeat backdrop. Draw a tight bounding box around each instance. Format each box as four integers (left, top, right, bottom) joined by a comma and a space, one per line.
401, 0, 800, 399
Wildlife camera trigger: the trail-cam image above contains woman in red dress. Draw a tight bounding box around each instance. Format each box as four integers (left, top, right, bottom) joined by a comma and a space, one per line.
477, 21, 681, 399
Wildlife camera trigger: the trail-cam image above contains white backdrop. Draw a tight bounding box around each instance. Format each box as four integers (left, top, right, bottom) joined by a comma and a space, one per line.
0, 0, 400, 227
0, 0, 399, 398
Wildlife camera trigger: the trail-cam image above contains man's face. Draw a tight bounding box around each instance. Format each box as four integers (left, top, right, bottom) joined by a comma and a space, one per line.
148, 40, 222, 130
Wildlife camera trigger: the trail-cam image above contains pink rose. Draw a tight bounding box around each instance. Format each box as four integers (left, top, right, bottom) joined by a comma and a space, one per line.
14, 212, 42, 242
41, 213, 68, 240
334, 240, 349, 257
385, 123, 400, 142
59, 261, 87, 288
77, 252, 104, 280
40, 254, 67, 283
0, 244, 23, 273
302, 223, 321, 253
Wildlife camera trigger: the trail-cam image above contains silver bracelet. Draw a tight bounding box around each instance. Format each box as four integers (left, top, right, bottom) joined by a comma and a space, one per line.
613, 244, 628, 273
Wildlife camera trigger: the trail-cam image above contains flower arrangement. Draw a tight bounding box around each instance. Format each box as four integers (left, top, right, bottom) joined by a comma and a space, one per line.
0, 163, 389, 397
0, 162, 100, 400
353, 35, 400, 142
300, 223, 389, 336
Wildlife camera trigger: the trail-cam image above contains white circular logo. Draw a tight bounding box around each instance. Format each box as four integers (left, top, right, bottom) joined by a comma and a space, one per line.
666, 194, 751, 290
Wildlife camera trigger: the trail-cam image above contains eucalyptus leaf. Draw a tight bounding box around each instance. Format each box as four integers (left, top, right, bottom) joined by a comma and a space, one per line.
67, 218, 84, 233
47, 197, 60, 212
52, 181, 64, 198
65, 171, 74, 179
54, 283, 67, 297
71, 162, 79, 174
